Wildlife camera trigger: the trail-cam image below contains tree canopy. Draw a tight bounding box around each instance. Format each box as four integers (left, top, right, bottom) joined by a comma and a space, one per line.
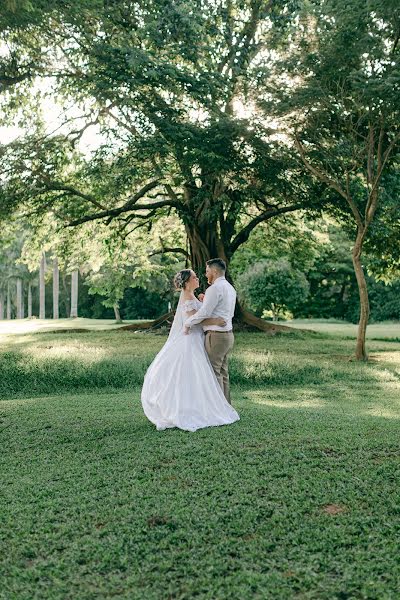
0, 0, 399, 353
0, 0, 323, 278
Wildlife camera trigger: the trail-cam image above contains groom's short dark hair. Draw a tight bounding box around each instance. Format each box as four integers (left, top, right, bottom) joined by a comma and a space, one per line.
206, 258, 226, 272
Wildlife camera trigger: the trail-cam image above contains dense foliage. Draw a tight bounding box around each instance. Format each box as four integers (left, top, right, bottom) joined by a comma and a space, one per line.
237, 259, 310, 320
0, 0, 398, 353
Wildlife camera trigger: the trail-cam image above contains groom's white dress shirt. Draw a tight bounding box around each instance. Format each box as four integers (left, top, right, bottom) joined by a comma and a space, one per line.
184, 276, 237, 332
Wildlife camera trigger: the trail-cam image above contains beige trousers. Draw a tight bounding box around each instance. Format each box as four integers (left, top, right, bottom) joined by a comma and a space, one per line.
205, 331, 234, 403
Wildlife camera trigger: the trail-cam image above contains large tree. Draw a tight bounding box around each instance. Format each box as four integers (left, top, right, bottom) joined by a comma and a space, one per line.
0, 0, 324, 331
260, 0, 400, 358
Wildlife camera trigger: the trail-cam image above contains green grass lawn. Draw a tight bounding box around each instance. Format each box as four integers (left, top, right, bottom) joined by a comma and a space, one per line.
1, 325, 400, 599
289, 319, 400, 340
0, 317, 142, 336
1, 317, 399, 339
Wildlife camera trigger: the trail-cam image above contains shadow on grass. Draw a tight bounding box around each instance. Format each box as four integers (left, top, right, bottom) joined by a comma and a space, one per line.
1, 332, 399, 416
240, 381, 400, 420
0, 347, 382, 400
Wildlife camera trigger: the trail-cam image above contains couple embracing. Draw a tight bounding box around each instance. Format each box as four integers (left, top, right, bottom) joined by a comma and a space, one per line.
141, 258, 240, 432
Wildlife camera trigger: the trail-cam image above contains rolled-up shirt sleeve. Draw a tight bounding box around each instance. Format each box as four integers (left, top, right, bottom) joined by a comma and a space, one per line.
184, 286, 220, 327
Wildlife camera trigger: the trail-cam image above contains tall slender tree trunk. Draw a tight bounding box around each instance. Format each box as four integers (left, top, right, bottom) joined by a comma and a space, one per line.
53, 257, 59, 319
352, 229, 369, 361
16, 278, 23, 319
70, 270, 79, 318
113, 304, 122, 322
6, 281, 11, 319
28, 282, 32, 318
0, 289, 4, 320
61, 271, 70, 317
39, 252, 46, 319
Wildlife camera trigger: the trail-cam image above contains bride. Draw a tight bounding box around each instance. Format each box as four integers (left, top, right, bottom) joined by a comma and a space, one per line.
141, 269, 240, 432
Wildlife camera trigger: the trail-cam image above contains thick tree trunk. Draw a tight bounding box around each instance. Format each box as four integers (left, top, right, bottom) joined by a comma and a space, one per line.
28, 282, 32, 318
39, 252, 46, 319
113, 304, 122, 322
186, 224, 301, 334
352, 229, 369, 361
185, 223, 220, 287
122, 219, 305, 335
7, 281, 12, 319
53, 257, 59, 319
70, 270, 79, 318
121, 223, 306, 335
16, 278, 23, 319
0, 289, 4, 320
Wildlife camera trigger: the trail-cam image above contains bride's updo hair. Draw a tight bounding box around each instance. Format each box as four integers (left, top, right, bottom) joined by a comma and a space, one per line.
174, 269, 192, 290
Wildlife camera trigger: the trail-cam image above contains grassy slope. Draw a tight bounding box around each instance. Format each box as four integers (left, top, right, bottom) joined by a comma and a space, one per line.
1, 328, 400, 599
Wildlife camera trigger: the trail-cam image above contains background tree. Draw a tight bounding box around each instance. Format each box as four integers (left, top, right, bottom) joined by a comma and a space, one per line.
0, 221, 30, 319
260, 0, 400, 358
237, 259, 310, 321
364, 167, 400, 283
1, 0, 398, 339
230, 213, 321, 278
53, 256, 59, 319
297, 225, 357, 321
39, 251, 46, 319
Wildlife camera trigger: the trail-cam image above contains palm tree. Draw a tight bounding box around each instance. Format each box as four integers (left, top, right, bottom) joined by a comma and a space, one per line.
70, 269, 78, 318
53, 256, 59, 319
27, 280, 33, 318
39, 251, 46, 319
6, 281, 12, 319
0, 286, 4, 320
16, 278, 23, 318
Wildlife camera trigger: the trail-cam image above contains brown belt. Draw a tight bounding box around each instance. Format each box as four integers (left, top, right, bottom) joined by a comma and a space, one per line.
206, 330, 233, 334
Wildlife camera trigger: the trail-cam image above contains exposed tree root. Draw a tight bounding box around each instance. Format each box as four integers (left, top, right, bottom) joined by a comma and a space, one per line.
237, 309, 302, 334
118, 311, 174, 332
118, 307, 312, 335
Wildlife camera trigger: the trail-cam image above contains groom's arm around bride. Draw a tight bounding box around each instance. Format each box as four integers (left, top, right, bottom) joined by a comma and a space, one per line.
184, 259, 236, 404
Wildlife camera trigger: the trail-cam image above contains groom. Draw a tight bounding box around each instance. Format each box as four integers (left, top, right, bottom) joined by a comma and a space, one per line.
184, 258, 236, 404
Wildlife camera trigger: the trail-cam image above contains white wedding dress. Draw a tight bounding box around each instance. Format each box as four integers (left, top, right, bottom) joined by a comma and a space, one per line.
141, 293, 240, 432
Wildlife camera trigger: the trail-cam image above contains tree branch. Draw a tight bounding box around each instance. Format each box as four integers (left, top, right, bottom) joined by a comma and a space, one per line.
367, 123, 375, 186
294, 135, 364, 228
0, 71, 32, 89
105, 103, 187, 213
294, 136, 348, 200
39, 178, 107, 210
230, 204, 303, 254
67, 180, 178, 226
365, 128, 400, 224
149, 247, 190, 259
220, 0, 266, 113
